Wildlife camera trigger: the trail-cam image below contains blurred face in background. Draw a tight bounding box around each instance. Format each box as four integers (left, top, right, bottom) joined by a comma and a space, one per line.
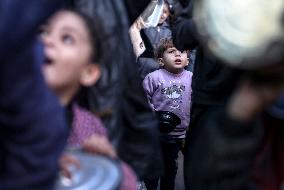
158, 3, 170, 24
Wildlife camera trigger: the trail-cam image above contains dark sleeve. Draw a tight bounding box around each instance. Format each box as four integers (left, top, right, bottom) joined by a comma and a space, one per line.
123, 0, 151, 24
173, 17, 199, 50
139, 29, 155, 58
0, 1, 63, 60
74, 0, 163, 179
117, 56, 162, 179
0, 1, 68, 189
172, 1, 199, 50
184, 107, 263, 190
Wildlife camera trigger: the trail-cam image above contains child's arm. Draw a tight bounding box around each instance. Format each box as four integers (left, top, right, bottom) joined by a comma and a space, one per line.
142, 75, 156, 111
129, 17, 146, 58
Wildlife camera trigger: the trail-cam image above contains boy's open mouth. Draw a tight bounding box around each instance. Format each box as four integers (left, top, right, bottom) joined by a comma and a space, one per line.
175, 58, 182, 63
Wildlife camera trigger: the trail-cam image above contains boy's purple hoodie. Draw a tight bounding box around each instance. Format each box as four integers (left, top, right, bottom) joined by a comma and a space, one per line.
143, 68, 192, 139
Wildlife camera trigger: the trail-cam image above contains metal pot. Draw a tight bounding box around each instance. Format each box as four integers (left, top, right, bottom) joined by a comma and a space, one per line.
54, 150, 121, 190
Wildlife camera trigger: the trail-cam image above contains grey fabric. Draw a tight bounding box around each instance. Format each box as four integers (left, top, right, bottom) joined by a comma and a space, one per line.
184, 104, 263, 190
138, 22, 172, 79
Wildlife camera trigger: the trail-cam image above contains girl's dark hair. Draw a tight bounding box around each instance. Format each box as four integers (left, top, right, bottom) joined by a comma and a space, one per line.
62, 8, 104, 64
59, 9, 105, 110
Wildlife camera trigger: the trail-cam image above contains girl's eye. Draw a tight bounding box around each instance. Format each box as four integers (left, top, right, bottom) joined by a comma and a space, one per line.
38, 27, 49, 38
62, 34, 75, 45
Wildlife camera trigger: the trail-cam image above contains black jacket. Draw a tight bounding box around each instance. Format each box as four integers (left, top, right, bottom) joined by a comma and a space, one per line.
172, 2, 264, 190
69, 0, 163, 179
172, 3, 243, 106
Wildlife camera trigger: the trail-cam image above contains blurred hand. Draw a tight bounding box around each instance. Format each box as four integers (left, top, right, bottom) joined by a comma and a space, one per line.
82, 134, 117, 158
135, 16, 146, 31
59, 154, 80, 179
228, 63, 284, 122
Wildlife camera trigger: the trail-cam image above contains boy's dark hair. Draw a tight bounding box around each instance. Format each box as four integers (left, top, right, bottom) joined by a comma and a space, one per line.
154, 38, 175, 59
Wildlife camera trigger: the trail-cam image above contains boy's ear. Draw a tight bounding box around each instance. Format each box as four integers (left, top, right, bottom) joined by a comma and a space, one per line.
158, 58, 165, 66
186, 58, 189, 66
80, 63, 101, 87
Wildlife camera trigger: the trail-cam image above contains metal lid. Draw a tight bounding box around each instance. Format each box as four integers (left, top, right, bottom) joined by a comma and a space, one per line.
194, 0, 284, 69
54, 150, 121, 190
